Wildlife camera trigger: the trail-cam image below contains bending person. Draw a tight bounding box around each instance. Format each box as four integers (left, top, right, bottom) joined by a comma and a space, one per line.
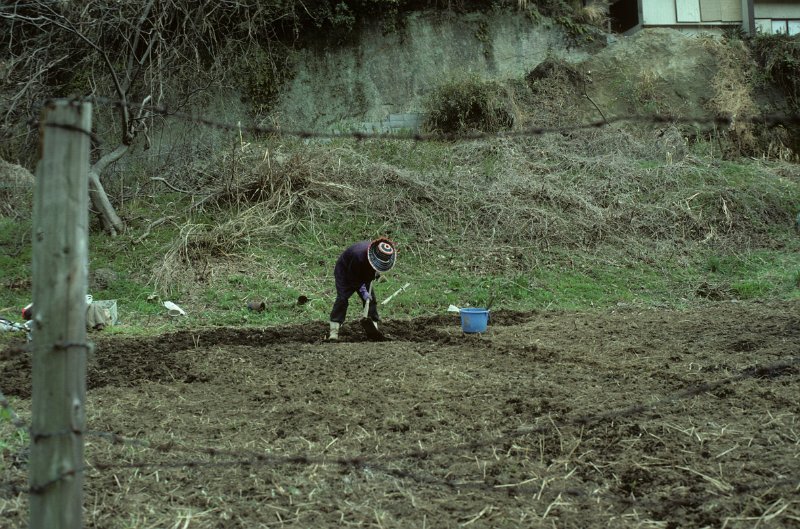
328, 238, 397, 340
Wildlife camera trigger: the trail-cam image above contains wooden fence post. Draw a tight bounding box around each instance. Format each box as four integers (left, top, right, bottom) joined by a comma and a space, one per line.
29, 100, 91, 529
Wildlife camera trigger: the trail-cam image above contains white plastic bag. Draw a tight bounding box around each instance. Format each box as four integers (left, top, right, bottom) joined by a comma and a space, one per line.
163, 301, 186, 317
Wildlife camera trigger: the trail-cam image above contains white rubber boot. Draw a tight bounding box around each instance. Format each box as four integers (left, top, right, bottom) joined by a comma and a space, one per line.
328, 322, 340, 341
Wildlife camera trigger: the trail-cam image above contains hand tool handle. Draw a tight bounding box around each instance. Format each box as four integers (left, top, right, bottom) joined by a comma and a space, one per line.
362, 281, 373, 318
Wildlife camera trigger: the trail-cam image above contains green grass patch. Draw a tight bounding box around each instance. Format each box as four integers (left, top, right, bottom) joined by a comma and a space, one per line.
0, 134, 798, 335
0, 397, 28, 472
702, 248, 800, 300
0, 217, 32, 317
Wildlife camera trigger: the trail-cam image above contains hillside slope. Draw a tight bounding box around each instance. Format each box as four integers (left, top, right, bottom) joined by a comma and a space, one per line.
0, 12, 798, 330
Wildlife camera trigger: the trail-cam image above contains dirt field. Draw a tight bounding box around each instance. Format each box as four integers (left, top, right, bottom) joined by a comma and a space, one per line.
1, 300, 799, 528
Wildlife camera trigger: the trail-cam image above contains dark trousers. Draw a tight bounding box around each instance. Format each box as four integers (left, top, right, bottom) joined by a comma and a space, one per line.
330, 284, 379, 324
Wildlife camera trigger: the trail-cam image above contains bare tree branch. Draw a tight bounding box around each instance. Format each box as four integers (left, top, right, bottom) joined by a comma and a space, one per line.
2, 53, 68, 123
1, 0, 313, 233
124, 0, 157, 90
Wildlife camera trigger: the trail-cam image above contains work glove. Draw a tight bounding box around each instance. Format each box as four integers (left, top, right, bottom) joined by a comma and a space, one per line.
359, 284, 371, 302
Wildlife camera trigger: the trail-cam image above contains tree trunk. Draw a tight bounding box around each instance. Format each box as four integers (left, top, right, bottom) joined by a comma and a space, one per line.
89, 144, 128, 236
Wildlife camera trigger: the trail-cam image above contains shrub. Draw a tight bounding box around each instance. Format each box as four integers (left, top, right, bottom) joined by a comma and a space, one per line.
750, 33, 800, 157
422, 76, 514, 135
751, 33, 800, 112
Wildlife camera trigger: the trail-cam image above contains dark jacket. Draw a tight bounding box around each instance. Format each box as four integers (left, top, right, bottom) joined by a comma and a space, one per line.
333, 240, 376, 290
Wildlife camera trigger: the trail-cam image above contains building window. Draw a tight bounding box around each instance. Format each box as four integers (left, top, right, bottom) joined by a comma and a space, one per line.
700, 0, 741, 22
675, 0, 741, 24
677, 0, 701, 23
770, 20, 800, 35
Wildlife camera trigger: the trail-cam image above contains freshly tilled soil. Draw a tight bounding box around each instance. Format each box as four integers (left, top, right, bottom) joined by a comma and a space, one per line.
1, 300, 798, 528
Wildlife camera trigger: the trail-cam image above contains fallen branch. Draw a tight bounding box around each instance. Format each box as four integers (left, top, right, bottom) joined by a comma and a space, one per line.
382, 283, 411, 305
150, 177, 195, 194
134, 215, 176, 244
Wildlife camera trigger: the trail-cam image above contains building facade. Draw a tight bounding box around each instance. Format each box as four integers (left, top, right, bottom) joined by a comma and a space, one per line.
609, 0, 800, 35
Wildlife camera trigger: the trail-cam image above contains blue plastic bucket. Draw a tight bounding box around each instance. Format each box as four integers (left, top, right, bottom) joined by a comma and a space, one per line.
460, 308, 489, 333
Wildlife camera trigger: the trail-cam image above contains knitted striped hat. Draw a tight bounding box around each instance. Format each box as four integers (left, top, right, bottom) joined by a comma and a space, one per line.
367, 238, 396, 273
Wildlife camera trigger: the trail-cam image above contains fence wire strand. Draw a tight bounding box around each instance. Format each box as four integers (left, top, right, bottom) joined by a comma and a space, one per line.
30, 96, 800, 145
3, 352, 797, 500
2, 95, 799, 517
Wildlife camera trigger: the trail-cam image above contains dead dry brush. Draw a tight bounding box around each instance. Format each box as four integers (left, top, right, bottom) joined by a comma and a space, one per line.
703, 38, 760, 157
151, 144, 357, 293
150, 124, 798, 293
423, 131, 796, 256
0, 159, 34, 219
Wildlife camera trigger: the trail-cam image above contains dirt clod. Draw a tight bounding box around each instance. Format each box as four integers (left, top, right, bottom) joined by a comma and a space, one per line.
1, 300, 798, 528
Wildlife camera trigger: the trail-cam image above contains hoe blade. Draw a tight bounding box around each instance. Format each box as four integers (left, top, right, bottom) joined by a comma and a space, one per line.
361, 318, 388, 341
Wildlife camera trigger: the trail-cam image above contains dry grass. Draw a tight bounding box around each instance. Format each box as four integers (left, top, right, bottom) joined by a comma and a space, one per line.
574, 1, 609, 29
3, 302, 799, 528
523, 62, 588, 128
0, 159, 34, 219
151, 145, 357, 293
703, 38, 760, 156
633, 70, 664, 109
147, 125, 798, 294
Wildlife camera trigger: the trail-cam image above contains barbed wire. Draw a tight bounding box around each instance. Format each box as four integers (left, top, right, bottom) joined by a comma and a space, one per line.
4, 352, 797, 500
5, 94, 800, 513
104, 353, 800, 462
16, 431, 799, 503
31, 96, 800, 145
13, 440, 799, 512
20, 453, 796, 501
